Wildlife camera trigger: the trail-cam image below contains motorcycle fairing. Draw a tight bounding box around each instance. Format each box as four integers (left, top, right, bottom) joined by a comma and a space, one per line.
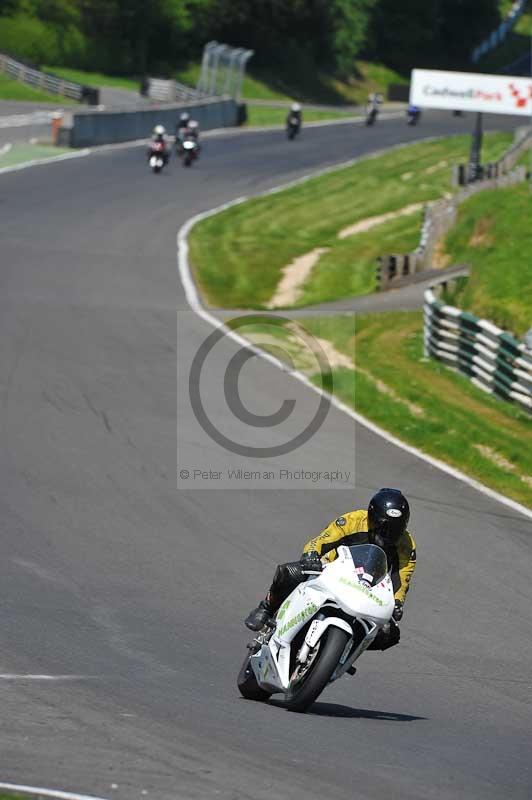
250, 545, 394, 693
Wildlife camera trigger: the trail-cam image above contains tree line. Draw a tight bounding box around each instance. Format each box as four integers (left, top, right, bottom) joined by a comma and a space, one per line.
0, 0, 501, 78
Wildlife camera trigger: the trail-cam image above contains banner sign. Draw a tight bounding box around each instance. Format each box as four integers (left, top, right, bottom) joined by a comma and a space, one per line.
410, 69, 532, 116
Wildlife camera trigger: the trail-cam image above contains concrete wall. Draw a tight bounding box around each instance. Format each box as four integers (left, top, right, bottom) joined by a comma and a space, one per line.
61, 98, 239, 148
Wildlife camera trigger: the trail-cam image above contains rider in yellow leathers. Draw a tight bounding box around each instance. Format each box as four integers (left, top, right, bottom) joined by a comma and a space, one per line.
245, 488, 416, 650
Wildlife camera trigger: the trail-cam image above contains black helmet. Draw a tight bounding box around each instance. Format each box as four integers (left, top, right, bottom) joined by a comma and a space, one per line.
367, 488, 410, 549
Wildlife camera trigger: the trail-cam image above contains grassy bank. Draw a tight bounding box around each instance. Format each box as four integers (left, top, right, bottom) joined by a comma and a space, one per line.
297, 209, 424, 306
176, 59, 407, 105
312, 313, 532, 506
189, 132, 513, 309
0, 72, 77, 104
246, 106, 354, 127
0, 143, 73, 169
231, 313, 532, 507
31, 57, 404, 106
43, 66, 139, 92
439, 182, 532, 338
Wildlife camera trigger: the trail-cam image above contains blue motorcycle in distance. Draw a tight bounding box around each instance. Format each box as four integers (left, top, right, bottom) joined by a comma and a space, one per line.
407, 104, 421, 125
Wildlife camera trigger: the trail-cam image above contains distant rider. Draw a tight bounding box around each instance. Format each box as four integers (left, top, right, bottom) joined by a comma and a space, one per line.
366, 92, 383, 123
286, 102, 302, 132
182, 119, 201, 153
407, 103, 421, 124
245, 488, 416, 651
175, 112, 190, 152
185, 119, 200, 139
148, 124, 169, 165
367, 92, 383, 113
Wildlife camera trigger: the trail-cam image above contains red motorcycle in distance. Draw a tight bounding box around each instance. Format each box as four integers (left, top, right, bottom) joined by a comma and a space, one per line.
148, 141, 167, 174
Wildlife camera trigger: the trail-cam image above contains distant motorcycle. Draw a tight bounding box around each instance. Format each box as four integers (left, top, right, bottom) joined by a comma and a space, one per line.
407, 105, 421, 126
148, 141, 167, 174
180, 138, 199, 167
365, 106, 378, 126
286, 115, 301, 140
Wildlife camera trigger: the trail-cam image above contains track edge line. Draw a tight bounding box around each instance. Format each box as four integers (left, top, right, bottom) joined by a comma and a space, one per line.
0, 782, 109, 800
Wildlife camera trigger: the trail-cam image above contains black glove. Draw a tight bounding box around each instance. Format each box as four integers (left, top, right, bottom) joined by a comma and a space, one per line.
392, 600, 403, 622
299, 550, 322, 573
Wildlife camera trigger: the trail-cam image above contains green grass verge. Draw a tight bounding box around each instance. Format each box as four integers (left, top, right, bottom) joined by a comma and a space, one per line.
297, 210, 424, 306
0, 793, 30, 799
439, 181, 532, 337
176, 59, 407, 105
246, 106, 354, 127
230, 313, 532, 507
189, 132, 513, 309
0, 143, 73, 168
43, 66, 140, 92
0, 72, 77, 104
337, 60, 409, 105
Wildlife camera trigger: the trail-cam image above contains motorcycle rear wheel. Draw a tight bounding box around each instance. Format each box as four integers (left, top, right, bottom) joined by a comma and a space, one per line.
237, 653, 272, 701
284, 626, 350, 713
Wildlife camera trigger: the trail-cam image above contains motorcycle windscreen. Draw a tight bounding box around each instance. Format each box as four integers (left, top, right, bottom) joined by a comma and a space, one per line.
345, 544, 388, 586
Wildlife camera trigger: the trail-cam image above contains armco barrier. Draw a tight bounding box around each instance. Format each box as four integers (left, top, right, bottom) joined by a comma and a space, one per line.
146, 77, 201, 103
471, 0, 527, 63
454, 127, 532, 186
61, 98, 238, 148
377, 156, 528, 291
424, 289, 532, 412
0, 51, 99, 104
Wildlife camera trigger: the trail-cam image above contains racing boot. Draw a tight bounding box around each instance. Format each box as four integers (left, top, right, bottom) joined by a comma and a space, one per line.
245, 598, 273, 631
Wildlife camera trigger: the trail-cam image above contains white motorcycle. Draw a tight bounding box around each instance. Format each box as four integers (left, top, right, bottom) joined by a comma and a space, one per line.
181, 138, 199, 167
238, 544, 394, 712
148, 141, 166, 174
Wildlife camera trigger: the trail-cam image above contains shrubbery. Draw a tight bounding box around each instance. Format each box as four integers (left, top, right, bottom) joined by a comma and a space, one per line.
0, 13, 86, 69
0, 14, 59, 66
0, 0, 505, 77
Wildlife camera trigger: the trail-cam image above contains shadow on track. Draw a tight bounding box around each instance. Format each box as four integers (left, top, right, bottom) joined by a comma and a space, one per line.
268, 699, 426, 721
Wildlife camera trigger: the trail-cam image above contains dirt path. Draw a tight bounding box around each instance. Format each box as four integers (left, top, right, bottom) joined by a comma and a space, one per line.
267, 247, 329, 308
267, 201, 425, 309
338, 202, 423, 239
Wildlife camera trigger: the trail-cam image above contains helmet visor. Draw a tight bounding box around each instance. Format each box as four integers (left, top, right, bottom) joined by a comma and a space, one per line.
369, 515, 406, 547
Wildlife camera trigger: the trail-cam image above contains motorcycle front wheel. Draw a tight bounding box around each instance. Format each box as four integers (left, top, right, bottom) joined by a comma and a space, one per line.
284, 626, 350, 713
237, 653, 272, 701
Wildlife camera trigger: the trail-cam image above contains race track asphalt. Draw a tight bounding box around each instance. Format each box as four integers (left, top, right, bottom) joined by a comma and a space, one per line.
0, 111, 531, 800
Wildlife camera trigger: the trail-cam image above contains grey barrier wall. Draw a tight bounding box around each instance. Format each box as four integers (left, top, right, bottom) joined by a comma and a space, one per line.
62, 98, 239, 148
